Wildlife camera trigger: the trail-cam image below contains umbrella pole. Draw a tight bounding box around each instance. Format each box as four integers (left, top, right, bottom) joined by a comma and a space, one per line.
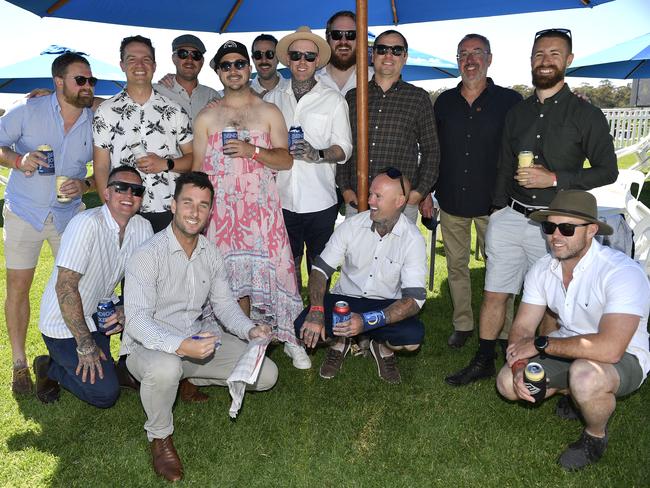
356, 0, 369, 212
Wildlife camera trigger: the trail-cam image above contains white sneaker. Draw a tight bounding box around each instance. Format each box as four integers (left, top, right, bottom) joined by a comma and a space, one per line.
284, 342, 312, 369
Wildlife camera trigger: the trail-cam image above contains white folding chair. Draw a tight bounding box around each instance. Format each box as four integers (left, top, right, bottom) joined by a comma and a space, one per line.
626, 197, 650, 230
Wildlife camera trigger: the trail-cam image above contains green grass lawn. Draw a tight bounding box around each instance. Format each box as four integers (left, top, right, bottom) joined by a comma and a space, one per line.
0, 167, 648, 487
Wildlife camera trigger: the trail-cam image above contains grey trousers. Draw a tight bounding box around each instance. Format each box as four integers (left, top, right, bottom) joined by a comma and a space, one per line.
127, 332, 278, 441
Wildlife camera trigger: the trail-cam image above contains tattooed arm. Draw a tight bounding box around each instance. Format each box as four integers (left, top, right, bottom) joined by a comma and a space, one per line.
300, 269, 328, 349
384, 297, 421, 324
55, 267, 106, 384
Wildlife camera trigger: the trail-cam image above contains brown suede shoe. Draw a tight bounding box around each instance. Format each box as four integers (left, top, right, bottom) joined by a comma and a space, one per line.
12, 365, 33, 395
151, 435, 183, 482
179, 378, 209, 403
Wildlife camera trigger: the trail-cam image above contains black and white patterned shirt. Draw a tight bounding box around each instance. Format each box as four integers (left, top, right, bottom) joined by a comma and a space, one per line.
93, 89, 193, 213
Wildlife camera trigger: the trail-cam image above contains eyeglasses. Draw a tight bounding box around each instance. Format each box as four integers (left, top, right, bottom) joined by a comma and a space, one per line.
252, 50, 275, 60
380, 167, 405, 196
288, 51, 318, 63
373, 44, 406, 56
456, 48, 490, 61
218, 59, 249, 71
329, 30, 357, 41
540, 221, 590, 236
175, 49, 203, 61
534, 28, 572, 41
107, 181, 146, 197
71, 75, 98, 87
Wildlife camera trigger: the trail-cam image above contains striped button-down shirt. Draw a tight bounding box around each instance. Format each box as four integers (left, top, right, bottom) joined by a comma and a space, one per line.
39, 205, 154, 339
121, 225, 254, 356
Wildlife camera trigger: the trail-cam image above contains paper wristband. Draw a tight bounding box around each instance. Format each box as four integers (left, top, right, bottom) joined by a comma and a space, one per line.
362, 310, 387, 332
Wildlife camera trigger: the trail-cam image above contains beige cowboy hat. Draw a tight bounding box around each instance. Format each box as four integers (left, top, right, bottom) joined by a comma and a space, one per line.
529, 190, 613, 235
276, 26, 331, 70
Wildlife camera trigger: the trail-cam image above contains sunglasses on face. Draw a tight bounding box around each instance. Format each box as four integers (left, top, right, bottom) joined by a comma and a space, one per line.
252, 50, 275, 60
373, 44, 406, 56
175, 49, 203, 61
71, 75, 98, 87
456, 48, 490, 61
288, 51, 318, 63
218, 59, 249, 71
108, 181, 146, 197
380, 167, 406, 195
540, 221, 590, 236
329, 30, 357, 41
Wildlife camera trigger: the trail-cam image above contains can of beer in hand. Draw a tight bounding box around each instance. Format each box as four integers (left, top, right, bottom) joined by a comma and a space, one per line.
332, 301, 352, 327
55, 176, 71, 203
37, 144, 55, 175
524, 362, 547, 403
97, 298, 116, 333
518, 151, 534, 169
222, 126, 238, 147
288, 126, 304, 148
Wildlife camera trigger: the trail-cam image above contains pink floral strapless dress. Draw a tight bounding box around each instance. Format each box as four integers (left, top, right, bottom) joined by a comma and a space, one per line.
202, 130, 303, 344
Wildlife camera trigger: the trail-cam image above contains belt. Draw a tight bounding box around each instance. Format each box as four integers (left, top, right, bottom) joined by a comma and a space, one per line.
508, 198, 547, 218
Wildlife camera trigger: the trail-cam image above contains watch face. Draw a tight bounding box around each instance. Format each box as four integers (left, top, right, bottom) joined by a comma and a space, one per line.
535, 336, 548, 351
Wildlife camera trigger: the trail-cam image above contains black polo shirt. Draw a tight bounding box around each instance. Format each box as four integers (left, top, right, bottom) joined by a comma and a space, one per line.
434, 79, 522, 217
493, 83, 618, 208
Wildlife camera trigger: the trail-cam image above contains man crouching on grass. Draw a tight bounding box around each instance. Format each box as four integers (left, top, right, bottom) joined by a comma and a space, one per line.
496, 191, 650, 471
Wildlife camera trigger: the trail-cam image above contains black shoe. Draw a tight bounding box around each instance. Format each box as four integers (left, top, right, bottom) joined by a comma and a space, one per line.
444, 353, 495, 386
558, 430, 608, 471
556, 395, 580, 420
115, 357, 140, 391
33, 355, 60, 404
498, 339, 508, 360
447, 330, 472, 349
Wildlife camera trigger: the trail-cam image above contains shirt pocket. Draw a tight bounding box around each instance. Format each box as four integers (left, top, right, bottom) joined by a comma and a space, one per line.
378, 256, 402, 285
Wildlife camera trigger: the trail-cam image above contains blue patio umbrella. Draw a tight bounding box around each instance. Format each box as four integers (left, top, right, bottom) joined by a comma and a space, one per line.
566, 32, 650, 79
0, 45, 125, 95
8, 0, 613, 33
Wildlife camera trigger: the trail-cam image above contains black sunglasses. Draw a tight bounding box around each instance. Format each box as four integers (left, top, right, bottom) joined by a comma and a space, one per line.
252, 50, 275, 60
175, 49, 203, 61
534, 28, 572, 40
71, 75, 98, 87
329, 30, 357, 41
108, 181, 146, 197
218, 59, 249, 71
288, 51, 318, 63
540, 221, 590, 236
380, 167, 406, 196
373, 44, 406, 56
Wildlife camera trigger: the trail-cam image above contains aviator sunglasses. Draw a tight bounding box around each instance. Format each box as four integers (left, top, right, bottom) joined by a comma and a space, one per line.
373, 44, 406, 56
380, 167, 406, 196
540, 221, 591, 236
218, 59, 249, 71
71, 75, 98, 87
175, 49, 203, 61
329, 30, 357, 41
108, 181, 146, 197
252, 50, 275, 60
288, 51, 318, 62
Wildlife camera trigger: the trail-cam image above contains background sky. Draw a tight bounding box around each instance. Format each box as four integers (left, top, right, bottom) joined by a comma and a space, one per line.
0, 0, 649, 109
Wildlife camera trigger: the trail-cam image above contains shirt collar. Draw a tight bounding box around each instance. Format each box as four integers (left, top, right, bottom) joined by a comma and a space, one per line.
360, 211, 407, 237
549, 238, 599, 278
370, 76, 404, 93
101, 204, 120, 233
165, 224, 207, 257
535, 83, 571, 105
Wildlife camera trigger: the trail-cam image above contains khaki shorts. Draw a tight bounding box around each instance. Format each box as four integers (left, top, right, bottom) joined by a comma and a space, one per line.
3, 205, 62, 269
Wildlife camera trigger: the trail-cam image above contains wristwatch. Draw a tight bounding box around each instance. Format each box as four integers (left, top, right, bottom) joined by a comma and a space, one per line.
318, 149, 325, 161
166, 158, 175, 171
534, 335, 549, 354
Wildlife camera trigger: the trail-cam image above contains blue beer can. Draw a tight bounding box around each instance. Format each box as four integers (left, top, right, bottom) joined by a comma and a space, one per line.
222, 126, 238, 147
97, 298, 116, 332
332, 301, 352, 326
288, 126, 304, 148
37, 144, 55, 175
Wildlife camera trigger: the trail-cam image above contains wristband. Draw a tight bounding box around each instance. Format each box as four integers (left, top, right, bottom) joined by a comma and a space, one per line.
309, 305, 325, 313
552, 174, 557, 187
251, 146, 260, 161
511, 359, 527, 374
362, 310, 387, 332
15, 154, 22, 169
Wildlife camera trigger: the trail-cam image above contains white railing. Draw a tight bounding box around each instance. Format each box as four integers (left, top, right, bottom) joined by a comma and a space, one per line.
602, 107, 650, 149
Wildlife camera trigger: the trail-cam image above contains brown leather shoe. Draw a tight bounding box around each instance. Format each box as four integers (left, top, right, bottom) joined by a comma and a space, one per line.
33, 355, 60, 403
12, 365, 33, 395
151, 435, 183, 482
179, 378, 209, 403
115, 357, 140, 391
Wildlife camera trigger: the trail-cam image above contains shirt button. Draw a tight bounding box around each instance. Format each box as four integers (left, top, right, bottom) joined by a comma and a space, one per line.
540, 114, 544, 118
464, 169, 468, 173
534, 155, 538, 159
372, 143, 375, 146
369, 274, 373, 277
364, 292, 367, 295
378, 109, 382, 113
374, 257, 378, 260
536, 135, 541, 139
469, 116, 473, 120
465, 152, 469, 156
375, 126, 378, 129
532, 195, 537, 199
466, 134, 471, 138
462, 187, 466, 191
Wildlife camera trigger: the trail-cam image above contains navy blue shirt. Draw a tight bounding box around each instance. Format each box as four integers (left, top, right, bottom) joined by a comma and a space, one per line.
434, 79, 521, 217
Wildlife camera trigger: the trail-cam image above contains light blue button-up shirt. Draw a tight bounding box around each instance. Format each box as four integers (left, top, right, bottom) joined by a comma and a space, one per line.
0, 93, 93, 233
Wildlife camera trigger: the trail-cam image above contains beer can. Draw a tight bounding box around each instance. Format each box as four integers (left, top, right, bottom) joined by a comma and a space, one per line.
524, 362, 547, 403
332, 300, 351, 327
97, 298, 117, 333
288, 126, 304, 148
37, 144, 55, 175
222, 126, 238, 147
518, 151, 534, 169
56, 176, 71, 203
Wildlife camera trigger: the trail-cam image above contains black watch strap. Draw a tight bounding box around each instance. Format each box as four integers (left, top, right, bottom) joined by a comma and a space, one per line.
166, 158, 175, 171
318, 149, 325, 160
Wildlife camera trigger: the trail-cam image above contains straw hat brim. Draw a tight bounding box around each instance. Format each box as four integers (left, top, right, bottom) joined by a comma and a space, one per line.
276, 26, 331, 70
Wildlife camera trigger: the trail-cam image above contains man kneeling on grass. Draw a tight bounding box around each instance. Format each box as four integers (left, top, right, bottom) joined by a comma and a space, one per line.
497, 191, 650, 471
294, 169, 427, 384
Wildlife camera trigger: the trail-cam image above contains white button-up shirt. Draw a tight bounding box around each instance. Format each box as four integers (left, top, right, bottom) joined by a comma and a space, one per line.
313, 211, 426, 306
39, 205, 154, 339
251, 74, 290, 97
264, 80, 352, 213
523, 239, 650, 379
316, 66, 374, 96
153, 79, 220, 123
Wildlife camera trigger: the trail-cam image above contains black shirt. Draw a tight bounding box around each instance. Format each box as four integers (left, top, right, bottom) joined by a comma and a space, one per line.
493, 84, 618, 208
434, 79, 522, 217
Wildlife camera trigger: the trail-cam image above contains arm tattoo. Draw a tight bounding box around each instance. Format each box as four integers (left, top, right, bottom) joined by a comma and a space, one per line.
384, 298, 420, 325
306, 270, 328, 325
55, 267, 94, 348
